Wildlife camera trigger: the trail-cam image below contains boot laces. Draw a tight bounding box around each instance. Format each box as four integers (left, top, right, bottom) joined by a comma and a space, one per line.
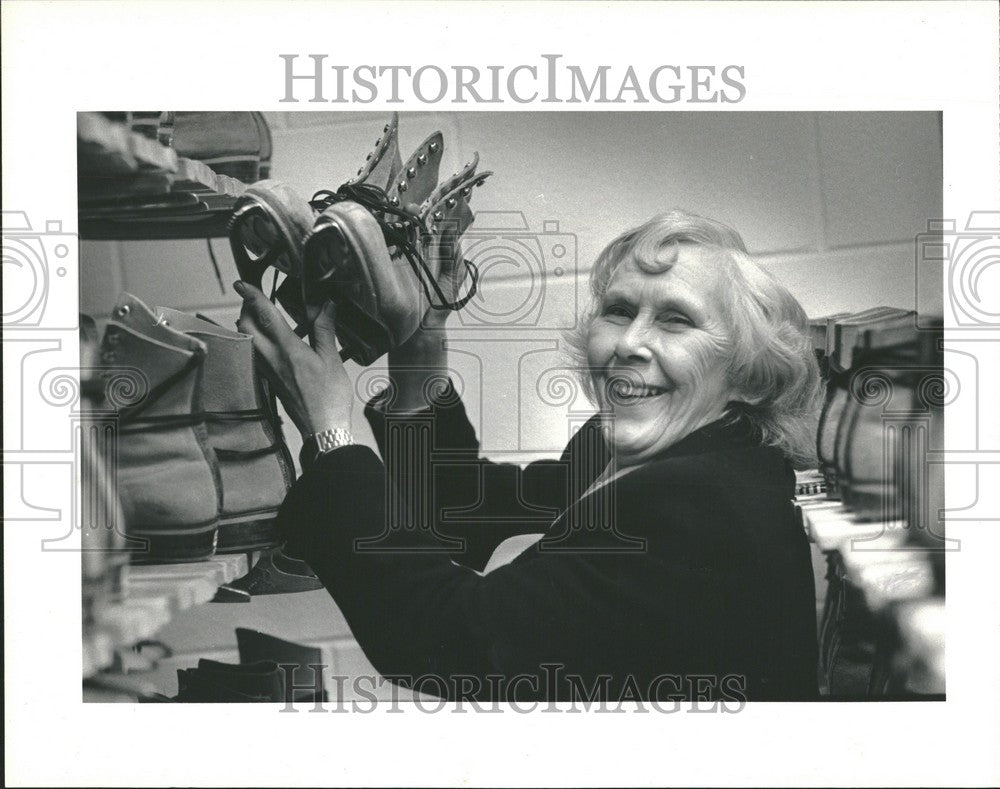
310, 182, 478, 312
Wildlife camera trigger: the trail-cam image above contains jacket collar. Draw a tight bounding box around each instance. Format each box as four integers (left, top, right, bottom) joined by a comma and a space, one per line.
582, 404, 761, 467
654, 407, 760, 461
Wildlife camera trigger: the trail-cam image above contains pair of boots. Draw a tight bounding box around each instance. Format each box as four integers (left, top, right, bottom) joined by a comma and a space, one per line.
173, 629, 325, 703
97, 292, 295, 563
229, 112, 491, 366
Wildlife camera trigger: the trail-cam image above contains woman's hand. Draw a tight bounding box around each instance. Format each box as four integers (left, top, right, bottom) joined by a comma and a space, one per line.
234, 280, 353, 438
381, 204, 470, 412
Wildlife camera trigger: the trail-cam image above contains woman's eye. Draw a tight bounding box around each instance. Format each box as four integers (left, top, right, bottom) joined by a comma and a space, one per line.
660, 314, 693, 327
602, 304, 632, 319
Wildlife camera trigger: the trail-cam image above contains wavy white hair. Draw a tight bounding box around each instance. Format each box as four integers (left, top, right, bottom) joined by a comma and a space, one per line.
564, 210, 822, 469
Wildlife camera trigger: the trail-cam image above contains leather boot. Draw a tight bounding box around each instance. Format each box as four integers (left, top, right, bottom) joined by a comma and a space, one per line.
176, 660, 285, 702
99, 293, 220, 562
236, 628, 326, 701
171, 111, 272, 183
154, 307, 295, 553
303, 126, 491, 364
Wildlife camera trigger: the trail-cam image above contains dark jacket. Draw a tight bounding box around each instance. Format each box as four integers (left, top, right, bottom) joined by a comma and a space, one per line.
278, 387, 819, 702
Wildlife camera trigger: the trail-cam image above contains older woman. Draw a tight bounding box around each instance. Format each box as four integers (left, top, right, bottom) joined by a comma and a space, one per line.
235, 210, 822, 702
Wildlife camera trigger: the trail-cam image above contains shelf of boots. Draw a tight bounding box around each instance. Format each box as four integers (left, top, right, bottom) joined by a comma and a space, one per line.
78, 112, 248, 240
82, 553, 249, 679
797, 498, 944, 695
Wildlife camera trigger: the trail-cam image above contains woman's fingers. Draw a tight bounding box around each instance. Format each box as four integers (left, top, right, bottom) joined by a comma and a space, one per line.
310, 301, 341, 364
233, 280, 298, 346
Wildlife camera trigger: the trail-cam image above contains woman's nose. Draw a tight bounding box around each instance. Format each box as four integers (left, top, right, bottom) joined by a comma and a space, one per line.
614, 321, 653, 363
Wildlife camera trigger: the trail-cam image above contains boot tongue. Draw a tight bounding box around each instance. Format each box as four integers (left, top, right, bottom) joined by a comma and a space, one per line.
109, 293, 205, 353
102, 293, 206, 413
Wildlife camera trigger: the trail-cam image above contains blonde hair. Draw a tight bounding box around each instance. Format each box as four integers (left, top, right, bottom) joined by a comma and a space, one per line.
564, 210, 822, 468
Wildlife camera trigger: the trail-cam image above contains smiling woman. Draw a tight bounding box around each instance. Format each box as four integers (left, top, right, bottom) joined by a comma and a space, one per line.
237, 206, 825, 702
567, 210, 822, 468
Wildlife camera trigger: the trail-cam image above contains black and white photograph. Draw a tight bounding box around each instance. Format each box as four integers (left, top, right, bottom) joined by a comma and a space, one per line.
73, 108, 945, 705
4, 2, 999, 787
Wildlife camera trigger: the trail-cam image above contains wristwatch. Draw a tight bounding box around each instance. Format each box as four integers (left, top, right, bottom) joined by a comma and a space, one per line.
300, 426, 355, 470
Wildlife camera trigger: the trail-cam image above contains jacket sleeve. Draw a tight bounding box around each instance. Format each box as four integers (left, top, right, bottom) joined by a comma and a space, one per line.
362, 382, 603, 571
278, 445, 727, 699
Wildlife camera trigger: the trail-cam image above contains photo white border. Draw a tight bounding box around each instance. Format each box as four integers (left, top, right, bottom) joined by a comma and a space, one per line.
3, 1, 999, 786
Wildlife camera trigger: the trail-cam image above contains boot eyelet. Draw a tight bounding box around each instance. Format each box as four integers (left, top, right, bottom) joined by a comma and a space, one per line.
407, 167, 416, 178
445, 198, 457, 209
417, 154, 427, 166
398, 181, 408, 192
116, 305, 131, 317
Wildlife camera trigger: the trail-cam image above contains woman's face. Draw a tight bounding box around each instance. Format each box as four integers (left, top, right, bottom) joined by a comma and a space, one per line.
586, 244, 739, 465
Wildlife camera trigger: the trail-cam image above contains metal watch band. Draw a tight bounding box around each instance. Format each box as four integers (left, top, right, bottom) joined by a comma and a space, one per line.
311, 427, 355, 454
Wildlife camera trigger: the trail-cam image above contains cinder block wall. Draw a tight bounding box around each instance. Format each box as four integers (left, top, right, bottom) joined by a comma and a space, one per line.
80, 111, 942, 695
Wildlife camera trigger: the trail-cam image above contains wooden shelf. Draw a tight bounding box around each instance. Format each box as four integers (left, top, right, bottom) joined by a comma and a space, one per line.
797, 496, 944, 695
83, 553, 249, 679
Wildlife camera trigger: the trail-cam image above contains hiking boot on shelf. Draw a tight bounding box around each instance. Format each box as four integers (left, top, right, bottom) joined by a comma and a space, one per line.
153, 307, 295, 553
171, 111, 272, 183
98, 293, 219, 562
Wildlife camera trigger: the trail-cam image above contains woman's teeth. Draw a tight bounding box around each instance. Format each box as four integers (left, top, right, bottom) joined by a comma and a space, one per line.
628, 385, 666, 398
609, 381, 668, 400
